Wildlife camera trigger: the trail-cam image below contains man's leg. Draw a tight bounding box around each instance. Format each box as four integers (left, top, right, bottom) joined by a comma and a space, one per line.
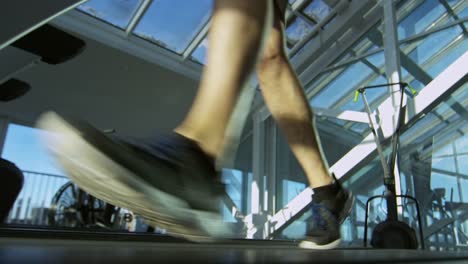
256, 6, 354, 249
38, 0, 271, 241
256, 7, 331, 189
175, 0, 269, 160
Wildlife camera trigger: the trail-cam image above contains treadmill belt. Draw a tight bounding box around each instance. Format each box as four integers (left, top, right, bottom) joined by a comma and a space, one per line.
1, 227, 467, 263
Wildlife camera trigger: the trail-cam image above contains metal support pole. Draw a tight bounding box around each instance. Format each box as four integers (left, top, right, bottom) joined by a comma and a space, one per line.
0, 116, 10, 156
266, 120, 277, 216
252, 112, 265, 215
382, 0, 403, 218
244, 112, 267, 238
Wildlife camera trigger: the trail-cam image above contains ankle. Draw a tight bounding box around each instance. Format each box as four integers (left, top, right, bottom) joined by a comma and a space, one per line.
174, 127, 219, 157
312, 181, 341, 203
171, 131, 217, 165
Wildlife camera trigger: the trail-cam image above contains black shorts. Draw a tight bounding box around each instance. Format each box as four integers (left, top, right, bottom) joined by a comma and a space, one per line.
273, 0, 287, 23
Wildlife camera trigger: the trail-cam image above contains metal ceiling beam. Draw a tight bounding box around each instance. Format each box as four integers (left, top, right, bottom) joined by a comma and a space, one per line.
0, 47, 40, 84
367, 30, 433, 86
315, 15, 468, 122
183, 19, 210, 61
321, 15, 468, 74
312, 107, 370, 123
290, 0, 373, 75
438, 0, 468, 34
305, 5, 468, 132
125, 0, 153, 36
0, 0, 87, 50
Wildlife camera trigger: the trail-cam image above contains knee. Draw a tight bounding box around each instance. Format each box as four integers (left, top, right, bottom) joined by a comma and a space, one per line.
256, 45, 288, 77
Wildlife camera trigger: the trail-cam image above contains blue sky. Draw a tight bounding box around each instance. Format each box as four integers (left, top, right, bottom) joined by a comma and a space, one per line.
2, 124, 64, 175
79, 0, 212, 54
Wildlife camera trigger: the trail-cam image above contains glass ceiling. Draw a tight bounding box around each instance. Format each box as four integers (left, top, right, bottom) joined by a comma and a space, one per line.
307, 0, 467, 142
73, 0, 467, 148
77, 0, 143, 29
75, 0, 337, 64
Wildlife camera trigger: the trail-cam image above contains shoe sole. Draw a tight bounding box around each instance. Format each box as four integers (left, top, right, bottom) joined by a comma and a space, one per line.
298, 238, 341, 250
37, 112, 231, 242
298, 192, 355, 250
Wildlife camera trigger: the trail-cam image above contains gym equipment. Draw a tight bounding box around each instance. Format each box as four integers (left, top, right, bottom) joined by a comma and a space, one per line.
0, 158, 24, 221
0, 78, 31, 102
48, 181, 133, 230
355, 82, 424, 249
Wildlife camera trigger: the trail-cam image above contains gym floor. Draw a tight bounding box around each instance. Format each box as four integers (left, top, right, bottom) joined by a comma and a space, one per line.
1, 227, 468, 263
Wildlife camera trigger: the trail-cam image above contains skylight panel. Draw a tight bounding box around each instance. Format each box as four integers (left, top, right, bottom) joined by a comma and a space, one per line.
397, 0, 447, 40
134, 0, 212, 54
303, 0, 331, 22
309, 61, 373, 109
77, 0, 143, 29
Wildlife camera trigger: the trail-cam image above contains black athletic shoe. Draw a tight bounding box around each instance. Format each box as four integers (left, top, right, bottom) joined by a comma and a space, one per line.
299, 187, 354, 249
37, 112, 232, 241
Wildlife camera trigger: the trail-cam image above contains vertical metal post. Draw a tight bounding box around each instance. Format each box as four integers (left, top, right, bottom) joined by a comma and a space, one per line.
266, 120, 277, 216
245, 111, 269, 239
382, 0, 403, 217
241, 171, 249, 215
453, 142, 463, 202
252, 112, 265, 215
0, 116, 10, 156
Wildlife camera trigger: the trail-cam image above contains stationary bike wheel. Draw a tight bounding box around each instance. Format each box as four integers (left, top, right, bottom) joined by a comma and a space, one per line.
48, 182, 82, 227
371, 220, 418, 249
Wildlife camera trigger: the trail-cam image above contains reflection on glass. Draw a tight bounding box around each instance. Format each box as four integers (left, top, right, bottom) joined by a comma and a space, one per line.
398, 0, 448, 40
340, 157, 385, 246
315, 117, 363, 167
303, 0, 331, 21
286, 16, 315, 49
275, 125, 308, 209
398, 82, 468, 250
309, 61, 375, 109
327, 22, 383, 69
400, 24, 467, 92
221, 169, 244, 223
77, 0, 143, 29
134, 0, 212, 53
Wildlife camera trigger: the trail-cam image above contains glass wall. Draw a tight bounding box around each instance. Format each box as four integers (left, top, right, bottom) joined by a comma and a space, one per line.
0, 121, 255, 235
398, 83, 468, 250
270, 0, 468, 249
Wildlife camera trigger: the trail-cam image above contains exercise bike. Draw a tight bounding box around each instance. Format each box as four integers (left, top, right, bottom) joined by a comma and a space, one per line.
48, 181, 135, 230
355, 82, 424, 249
